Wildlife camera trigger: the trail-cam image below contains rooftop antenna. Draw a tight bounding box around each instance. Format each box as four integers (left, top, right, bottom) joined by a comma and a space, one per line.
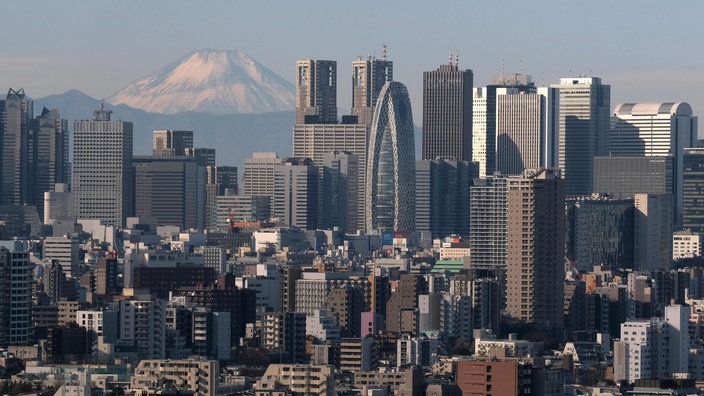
455, 52, 459, 68
449, 51, 452, 66
382, 43, 387, 61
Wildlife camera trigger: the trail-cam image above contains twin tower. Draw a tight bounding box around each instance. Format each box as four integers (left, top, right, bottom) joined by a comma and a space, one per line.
292, 57, 415, 233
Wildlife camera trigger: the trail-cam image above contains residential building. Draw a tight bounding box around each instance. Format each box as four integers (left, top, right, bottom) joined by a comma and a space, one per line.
0, 243, 32, 346
130, 359, 218, 396
262, 312, 307, 364
254, 364, 334, 396
469, 175, 508, 270
505, 169, 565, 335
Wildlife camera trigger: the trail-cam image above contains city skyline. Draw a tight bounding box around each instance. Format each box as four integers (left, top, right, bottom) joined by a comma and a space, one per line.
2, 1, 703, 126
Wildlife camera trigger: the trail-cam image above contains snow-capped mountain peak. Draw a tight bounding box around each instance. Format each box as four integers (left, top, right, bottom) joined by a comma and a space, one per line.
107, 49, 295, 114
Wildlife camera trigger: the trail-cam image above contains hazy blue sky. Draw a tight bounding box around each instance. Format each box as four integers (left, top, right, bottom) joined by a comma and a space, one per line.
3, 1, 703, 124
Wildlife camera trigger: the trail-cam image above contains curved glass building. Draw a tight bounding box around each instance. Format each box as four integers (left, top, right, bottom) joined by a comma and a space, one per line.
365, 81, 415, 232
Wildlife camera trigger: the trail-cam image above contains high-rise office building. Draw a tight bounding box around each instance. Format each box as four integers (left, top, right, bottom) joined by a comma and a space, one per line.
593, 156, 673, 198
611, 102, 697, 225
351, 54, 393, 128
683, 148, 704, 233
634, 193, 673, 272
566, 195, 635, 271
31, 108, 70, 219
244, 152, 284, 207
422, 60, 473, 161
274, 158, 318, 230
472, 73, 536, 178
505, 169, 564, 335
185, 147, 215, 167
469, 175, 508, 270
0, 242, 32, 347
296, 59, 337, 124
321, 151, 359, 232
133, 155, 205, 229
72, 103, 133, 226
552, 77, 610, 195
495, 87, 559, 175
366, 81, 415, 232
292, 123, 367, 230
415, 159, 475, 238
152, 130, 193, 156
0, 88, 33, 206
216, 166, 238, 195
43, 235, 80, 277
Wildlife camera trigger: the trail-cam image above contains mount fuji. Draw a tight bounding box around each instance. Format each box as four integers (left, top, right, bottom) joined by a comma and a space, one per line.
107, 49, 295, 114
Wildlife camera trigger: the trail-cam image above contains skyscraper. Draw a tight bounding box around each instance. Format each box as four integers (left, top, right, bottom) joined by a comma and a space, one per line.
152, 130, 193, 156
31, 107, 70, 218
351, 54, 393, 127
683, 148, 704, 233
133, 155, 204, 229
422, 60, 473, 161
415, 159, 475, 238
505, 168, 564, 335
292, 122, 367, 231
552, 77, 610, 195
473, 73, 536, 177
296, 59, 337, 124
274, 158, 318, 230
634, 193, 673, 272
72, 103, 133, 226
0, 88, 32, 206
244, 152, 284, 208
321, 151, 359, 233
495, 87, 559, 175
611, 102, 697, 225
366, 81, 415, 232
469, 175, 508, 270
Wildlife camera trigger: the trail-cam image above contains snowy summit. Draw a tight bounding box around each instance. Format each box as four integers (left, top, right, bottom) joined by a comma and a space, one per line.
107, 49, 295, 114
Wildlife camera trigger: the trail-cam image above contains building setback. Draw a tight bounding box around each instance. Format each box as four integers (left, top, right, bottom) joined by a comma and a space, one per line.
296, 59, 337, 124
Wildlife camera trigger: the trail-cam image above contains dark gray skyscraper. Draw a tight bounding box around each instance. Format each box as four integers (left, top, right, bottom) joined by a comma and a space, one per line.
296, 59, 337, 124
351, 54, 392, 127
683, 148, 704, 233
366, 81, 415, 232
0, 89, 32, 206
31, 107, 69, 218
415, 159, 475, 238
152, 130, 193, 156
422, 60, 473, 161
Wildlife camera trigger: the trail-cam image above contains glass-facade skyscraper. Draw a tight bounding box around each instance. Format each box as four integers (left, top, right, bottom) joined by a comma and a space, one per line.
365, 81, 415, 232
